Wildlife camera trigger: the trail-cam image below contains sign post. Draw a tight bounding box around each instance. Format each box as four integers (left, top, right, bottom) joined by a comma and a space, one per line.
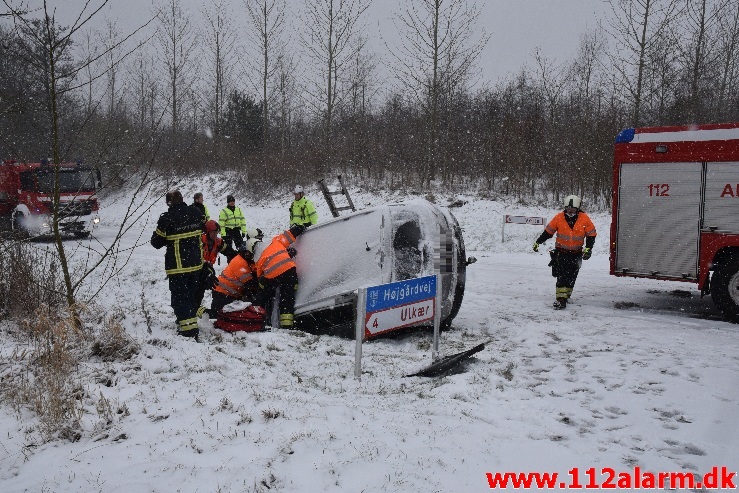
502, 214, 545, 243
432, 273, 441, 360
354, 287, 367, 380
354, 275, 437, 378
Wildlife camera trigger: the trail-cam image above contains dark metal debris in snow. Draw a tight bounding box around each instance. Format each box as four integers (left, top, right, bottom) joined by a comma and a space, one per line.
406, 343, 485, 378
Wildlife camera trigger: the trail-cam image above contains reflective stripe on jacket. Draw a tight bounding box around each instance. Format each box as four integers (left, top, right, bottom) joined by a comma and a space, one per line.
218, 206, 246, 235
151, 203, 204, 275
290, 197, 318, 226
214, 255, 256, 298
545, 211, 597, 252
256, 230, 297, 279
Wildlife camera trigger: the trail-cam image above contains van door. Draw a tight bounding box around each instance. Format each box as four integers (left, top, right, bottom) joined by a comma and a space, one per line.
615, 162, 702, 279
703, 162, 739, 233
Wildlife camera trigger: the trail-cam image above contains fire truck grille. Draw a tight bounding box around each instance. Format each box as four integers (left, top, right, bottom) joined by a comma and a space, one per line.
59, 201, 93, 218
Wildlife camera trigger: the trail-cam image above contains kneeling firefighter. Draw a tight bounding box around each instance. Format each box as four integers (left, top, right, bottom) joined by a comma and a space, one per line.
210, 233, 263, 316
533, 195, 597, 310
255, 224, 305, 328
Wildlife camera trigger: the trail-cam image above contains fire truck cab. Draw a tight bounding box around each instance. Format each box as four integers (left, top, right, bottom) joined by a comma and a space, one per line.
611, 123, 739, 321
0, 159, 101, 238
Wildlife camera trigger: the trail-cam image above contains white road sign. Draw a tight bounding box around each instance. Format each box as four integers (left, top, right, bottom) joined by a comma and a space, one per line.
504, 215, 544, 225
365, 299, 435, 336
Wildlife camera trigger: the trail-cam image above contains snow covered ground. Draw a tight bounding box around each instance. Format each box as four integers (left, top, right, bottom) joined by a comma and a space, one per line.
0, 182, 737, 492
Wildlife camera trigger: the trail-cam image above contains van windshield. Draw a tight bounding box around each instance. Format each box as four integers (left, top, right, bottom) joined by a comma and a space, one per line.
392, 212, 423, 280
21, 168, 97, 194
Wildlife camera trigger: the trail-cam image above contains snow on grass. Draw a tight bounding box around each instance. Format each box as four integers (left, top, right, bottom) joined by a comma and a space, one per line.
0, 181, 737, 492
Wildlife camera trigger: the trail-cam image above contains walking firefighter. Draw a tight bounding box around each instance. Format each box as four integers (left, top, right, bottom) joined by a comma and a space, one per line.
533, 195, 597, 310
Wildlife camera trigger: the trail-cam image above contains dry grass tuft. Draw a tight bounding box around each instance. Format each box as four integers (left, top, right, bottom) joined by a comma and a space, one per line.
0, 237, 65, 320
261, 408, 282, 420
90, 312, 140, 362
1, 305, 139, 443
0, 307, 85, 441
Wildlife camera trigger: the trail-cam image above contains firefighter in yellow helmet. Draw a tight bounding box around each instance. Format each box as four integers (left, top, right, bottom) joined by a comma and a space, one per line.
533, 195, 597, 310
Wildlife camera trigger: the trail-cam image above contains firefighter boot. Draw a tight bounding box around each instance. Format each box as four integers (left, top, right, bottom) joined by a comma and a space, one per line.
552, 298, 567, 310
178, 317, 200, 342
279, 313, 294, 329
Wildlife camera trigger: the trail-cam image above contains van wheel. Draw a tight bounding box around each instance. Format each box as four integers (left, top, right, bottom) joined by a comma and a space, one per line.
711, 256, 739, 322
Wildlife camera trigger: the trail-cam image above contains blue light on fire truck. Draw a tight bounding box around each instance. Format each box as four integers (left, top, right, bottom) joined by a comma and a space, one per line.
614, 128, 635, 143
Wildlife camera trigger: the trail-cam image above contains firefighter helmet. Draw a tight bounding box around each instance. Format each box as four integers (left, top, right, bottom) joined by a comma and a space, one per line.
564, 195, 581, 209
205, 220, 219, 233
239, 238, 261, 260
246, 227, 263, 240
245, 238, 261, 253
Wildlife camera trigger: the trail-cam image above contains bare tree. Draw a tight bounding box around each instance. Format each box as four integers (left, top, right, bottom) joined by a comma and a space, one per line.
99, 19, 122, 117
569, 28, 608, 110
201, 0, 237, 143
607, 0, 683, 125
156, 0, 198, 133
679, 0, 728, 120
3, 0, 156, 326
244, 0, 286, 150
274, 50, 298, 155
391, 0, 488, 184
300, 0, 370, 156
717, 0, 739, 119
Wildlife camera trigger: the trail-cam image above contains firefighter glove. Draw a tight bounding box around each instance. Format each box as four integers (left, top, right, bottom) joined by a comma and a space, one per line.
287, 246, 297, 258
582, 247, 592, 260
532, 242, 540, 253
202, 264, 218, 289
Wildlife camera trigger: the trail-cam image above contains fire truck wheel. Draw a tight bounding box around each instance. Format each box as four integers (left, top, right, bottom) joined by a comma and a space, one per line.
711, 256, 739, 323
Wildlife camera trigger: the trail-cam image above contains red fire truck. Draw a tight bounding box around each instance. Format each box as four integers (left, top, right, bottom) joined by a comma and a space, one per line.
610, 122, 739, 321
0, 159, 101, 238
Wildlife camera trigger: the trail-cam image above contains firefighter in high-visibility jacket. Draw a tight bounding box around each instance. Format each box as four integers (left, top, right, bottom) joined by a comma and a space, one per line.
219, 195, 247, 250
210, 237, 263, 316
255, 224, 305, 328
151, 190, 205, 340
533, 195, 597, 310
289, 185, 318, 228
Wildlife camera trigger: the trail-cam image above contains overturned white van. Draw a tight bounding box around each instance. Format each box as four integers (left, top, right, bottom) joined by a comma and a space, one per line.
262, 199, 472, 337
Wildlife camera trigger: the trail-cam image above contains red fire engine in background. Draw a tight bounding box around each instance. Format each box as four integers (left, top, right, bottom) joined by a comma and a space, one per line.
611, 122, 739, 322
0, 159, 101, 238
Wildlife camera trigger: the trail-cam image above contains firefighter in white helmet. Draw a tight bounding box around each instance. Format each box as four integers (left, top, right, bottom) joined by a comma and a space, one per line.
532, 195, 597, 310
289, 185, 318, 228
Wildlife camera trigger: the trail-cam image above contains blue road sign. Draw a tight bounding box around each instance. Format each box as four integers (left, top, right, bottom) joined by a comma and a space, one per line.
366, 275, 437, 313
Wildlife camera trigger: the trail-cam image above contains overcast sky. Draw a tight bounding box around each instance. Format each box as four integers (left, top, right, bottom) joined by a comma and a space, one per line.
47, 0, 611, 86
